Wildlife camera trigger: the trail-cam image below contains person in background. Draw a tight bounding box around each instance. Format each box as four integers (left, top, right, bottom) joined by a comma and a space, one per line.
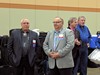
7, 18, 40, 75
67, 17, 81, 75
43, 17, 74, 75
75, 16, 91, 75
96, 31, 100, 49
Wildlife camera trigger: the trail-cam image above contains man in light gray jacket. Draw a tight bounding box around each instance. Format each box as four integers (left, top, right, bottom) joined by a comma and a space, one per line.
43, 17, 74, 75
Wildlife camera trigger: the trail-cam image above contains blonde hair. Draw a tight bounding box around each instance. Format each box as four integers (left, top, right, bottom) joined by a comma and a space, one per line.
20, 18, 30, 23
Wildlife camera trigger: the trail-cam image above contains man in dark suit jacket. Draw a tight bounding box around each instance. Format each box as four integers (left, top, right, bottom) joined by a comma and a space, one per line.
7, 18, 41, 75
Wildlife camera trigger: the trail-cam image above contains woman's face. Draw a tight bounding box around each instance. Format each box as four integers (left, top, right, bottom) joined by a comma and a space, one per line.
70, 19, 78, 28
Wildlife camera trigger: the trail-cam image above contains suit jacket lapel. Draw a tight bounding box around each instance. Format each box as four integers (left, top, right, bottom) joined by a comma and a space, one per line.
51, 31, 54, 50
18, 29, 22, 46
55, 35, 59, 49
28, 30, 32, 47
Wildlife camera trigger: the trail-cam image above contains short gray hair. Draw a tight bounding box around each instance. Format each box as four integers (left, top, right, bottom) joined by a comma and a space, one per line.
55, 16, 64, 24
78, 16, 86, 21
20, 18, 30, 23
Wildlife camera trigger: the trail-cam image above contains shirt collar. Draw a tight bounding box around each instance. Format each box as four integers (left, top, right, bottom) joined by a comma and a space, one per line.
54, 28, 63, 33
21, 29, 29, 33
78, 24, 85, 28
69, 26, 75, 31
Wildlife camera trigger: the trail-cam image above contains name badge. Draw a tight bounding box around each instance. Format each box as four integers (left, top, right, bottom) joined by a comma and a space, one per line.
33, 40, 36, 43
59, 34, 64, 38
59, 34, 64, 40
32, 40, 36, 47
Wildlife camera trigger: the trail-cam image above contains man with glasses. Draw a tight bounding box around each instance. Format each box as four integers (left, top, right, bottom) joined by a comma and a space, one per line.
7, 18, 40, 75
43, 17, 74, 75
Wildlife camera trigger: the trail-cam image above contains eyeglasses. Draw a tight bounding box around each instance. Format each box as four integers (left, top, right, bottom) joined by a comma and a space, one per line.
53, 21, 61, 24
22, 22, 29, 24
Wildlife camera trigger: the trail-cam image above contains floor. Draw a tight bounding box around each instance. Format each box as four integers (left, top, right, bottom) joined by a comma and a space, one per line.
78, 67, 100, 75
87, 67, 100, 75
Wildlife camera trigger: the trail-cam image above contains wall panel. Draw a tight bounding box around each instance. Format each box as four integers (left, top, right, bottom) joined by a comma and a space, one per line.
0, 0, 100, 35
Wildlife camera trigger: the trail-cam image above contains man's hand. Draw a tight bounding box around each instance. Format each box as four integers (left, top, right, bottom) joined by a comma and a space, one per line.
48, 52, 55, 57
75, 38, 81, 46
87, 43, 90, 48
49, 52, 60, 59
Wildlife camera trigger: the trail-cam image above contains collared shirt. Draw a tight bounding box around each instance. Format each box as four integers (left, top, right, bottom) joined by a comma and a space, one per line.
76, 24, 91, 43
21, 30, 29, 57
53, 28, 63, 51
54, 31, 60, 51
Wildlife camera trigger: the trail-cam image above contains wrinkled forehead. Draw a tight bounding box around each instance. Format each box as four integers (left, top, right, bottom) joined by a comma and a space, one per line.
21, 19, 30, 23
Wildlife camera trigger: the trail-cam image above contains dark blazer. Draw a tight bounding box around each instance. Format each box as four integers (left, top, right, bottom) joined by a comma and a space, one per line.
67, 28, 81, 58
7, 29, 40, 67
72, 29, 81, 58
